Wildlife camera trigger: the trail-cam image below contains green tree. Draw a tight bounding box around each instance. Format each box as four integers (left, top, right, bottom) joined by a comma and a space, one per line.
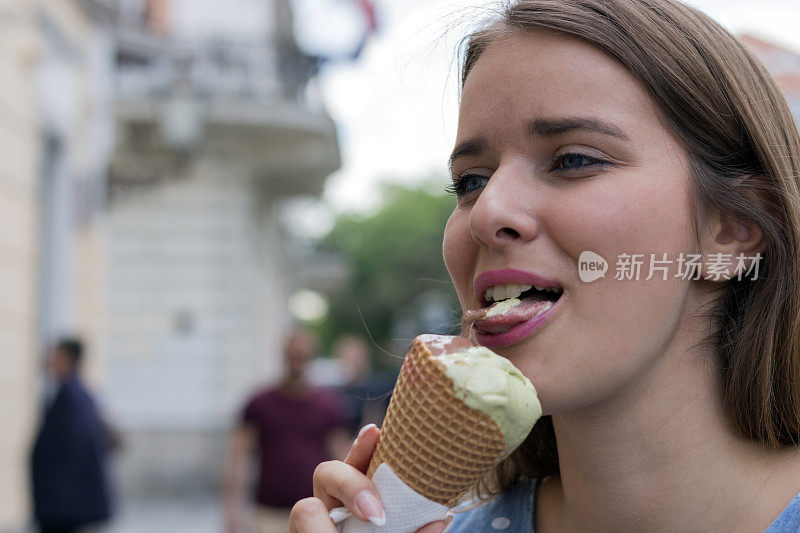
315, 181, 461, 366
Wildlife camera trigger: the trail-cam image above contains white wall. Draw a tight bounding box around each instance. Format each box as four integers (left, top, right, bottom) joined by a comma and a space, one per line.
104, 154, 290, 492
171, 0, 276, 40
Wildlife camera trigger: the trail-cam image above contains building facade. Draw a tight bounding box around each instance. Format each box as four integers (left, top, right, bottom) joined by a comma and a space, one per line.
104, 0, 340, 494
0, 2, 40, 527
0, 0, 115, 529
0, 0, 341, 526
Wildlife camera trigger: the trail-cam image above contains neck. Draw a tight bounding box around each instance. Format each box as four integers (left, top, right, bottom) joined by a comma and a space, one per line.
281, 375, 309, 397
547, 325, 800, 532
57, 370, 76, 384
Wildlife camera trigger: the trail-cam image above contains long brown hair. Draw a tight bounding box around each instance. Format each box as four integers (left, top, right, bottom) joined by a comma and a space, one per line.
456, 0, 800, 497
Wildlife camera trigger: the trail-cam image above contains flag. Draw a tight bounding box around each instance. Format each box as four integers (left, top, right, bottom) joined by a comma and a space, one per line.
350, 0, 378, 60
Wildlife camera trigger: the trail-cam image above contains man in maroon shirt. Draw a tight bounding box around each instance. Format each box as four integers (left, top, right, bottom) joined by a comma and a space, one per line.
223, 328, 352, 533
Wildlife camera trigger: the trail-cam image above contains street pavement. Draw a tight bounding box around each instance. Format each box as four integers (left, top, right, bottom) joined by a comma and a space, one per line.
107, 494, 221, 533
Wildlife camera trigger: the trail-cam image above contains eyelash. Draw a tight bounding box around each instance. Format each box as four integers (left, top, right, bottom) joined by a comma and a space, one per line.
445, 152, 609, 197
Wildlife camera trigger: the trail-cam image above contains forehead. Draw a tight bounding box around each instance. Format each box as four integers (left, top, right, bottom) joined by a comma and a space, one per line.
458, 30, 661, 140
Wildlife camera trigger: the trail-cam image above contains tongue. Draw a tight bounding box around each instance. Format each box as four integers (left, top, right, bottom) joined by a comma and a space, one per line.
475, 299, 552, 334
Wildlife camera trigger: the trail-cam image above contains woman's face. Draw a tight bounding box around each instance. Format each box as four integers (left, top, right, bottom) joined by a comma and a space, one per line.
443, 30, 701, 415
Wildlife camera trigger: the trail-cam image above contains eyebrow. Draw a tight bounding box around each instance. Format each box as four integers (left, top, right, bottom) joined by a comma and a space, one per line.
448, 116, 630, 171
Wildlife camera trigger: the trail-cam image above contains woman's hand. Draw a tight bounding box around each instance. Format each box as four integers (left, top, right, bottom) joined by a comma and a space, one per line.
289, 424, 452, 533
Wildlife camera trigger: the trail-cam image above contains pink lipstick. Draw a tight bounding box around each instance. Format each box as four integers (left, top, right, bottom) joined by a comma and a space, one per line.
474, 269, 562, 302
472, 268, 563, 347
474, 298, 558, 346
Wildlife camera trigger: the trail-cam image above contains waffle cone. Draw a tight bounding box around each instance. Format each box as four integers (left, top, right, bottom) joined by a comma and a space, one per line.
366, 336, 507, 506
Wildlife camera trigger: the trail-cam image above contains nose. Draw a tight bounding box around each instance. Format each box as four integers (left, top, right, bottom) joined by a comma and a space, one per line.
468, 162, 539, 248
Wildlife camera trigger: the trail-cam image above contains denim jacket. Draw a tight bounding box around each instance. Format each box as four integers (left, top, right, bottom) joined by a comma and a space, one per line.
448, 478, 800, 532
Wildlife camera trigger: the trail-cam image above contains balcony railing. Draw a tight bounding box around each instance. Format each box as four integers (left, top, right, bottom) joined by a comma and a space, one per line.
116, 37, 322, 108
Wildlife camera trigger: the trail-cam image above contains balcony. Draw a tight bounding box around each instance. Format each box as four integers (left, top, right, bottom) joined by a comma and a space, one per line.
111, 37, 340, 198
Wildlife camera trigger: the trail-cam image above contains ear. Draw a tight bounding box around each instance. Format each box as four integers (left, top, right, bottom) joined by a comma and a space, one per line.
698, 208, 765, 282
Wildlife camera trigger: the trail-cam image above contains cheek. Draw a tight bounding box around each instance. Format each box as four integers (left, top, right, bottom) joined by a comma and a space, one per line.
550, 169, 695, 275
557, 172, 695, 328
443, 209, 474, 303
526, 173, 695, 412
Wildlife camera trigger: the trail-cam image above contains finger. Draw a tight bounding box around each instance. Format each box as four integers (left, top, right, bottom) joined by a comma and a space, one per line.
416, 517, 453, 533
313, 460, 385, 525
289, 497, 337, 533
344, 423, 380, 473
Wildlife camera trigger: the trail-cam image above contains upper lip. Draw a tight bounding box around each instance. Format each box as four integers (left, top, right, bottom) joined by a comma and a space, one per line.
474, 268, 563, 302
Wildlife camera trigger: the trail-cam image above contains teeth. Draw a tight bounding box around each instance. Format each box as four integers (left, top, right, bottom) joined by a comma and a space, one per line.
484, 282, 562, 303
485, 283, 522, 302
534, 284, 563, 293
493, 285, 507, 300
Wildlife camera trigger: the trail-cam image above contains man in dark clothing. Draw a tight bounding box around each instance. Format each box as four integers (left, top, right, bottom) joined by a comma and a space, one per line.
331, 335, 394, 436
223, 328, 351, 533
31, 338, 113, 533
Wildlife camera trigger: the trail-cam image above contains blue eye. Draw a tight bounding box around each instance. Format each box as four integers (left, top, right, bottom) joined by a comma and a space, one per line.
445, 174, 489, 197
555, 152, 608, 171
445, 153, 608, 197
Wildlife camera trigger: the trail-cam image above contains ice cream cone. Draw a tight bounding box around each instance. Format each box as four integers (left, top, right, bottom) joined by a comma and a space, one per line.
366, 336, 508, 507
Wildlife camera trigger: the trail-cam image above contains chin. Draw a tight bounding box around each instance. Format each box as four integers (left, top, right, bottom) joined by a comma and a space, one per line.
535, 392, 586, 419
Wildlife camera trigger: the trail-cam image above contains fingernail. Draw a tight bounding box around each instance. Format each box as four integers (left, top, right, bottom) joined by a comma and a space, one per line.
358, 423, 377, 439
354, 490, 385, 526
329, 506, 351, 524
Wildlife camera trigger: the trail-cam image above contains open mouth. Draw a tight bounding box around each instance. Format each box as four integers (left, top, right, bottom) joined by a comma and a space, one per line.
480, 283, 563, 309
473, 283, 563, 346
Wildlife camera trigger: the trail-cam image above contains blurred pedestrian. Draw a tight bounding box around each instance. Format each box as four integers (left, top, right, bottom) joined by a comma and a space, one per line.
223, 328, 352, 533
331, 335, 394, 436
30, 337, 114, 533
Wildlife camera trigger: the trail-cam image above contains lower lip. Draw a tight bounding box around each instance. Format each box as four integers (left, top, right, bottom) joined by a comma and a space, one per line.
474, 297, 560, 347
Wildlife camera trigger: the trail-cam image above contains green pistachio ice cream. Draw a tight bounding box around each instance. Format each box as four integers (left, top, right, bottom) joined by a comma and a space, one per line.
418, 334, 541, 456
485, 297, 521, 317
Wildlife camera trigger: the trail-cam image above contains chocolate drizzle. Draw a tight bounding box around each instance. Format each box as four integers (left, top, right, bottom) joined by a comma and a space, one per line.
460, 308, 488, 344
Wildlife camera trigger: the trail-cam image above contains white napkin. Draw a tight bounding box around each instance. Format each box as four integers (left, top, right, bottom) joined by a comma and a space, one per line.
330, 462, 451, 533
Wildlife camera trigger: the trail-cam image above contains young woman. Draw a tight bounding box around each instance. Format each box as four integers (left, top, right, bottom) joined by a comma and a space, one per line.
289, 0, 800, 531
